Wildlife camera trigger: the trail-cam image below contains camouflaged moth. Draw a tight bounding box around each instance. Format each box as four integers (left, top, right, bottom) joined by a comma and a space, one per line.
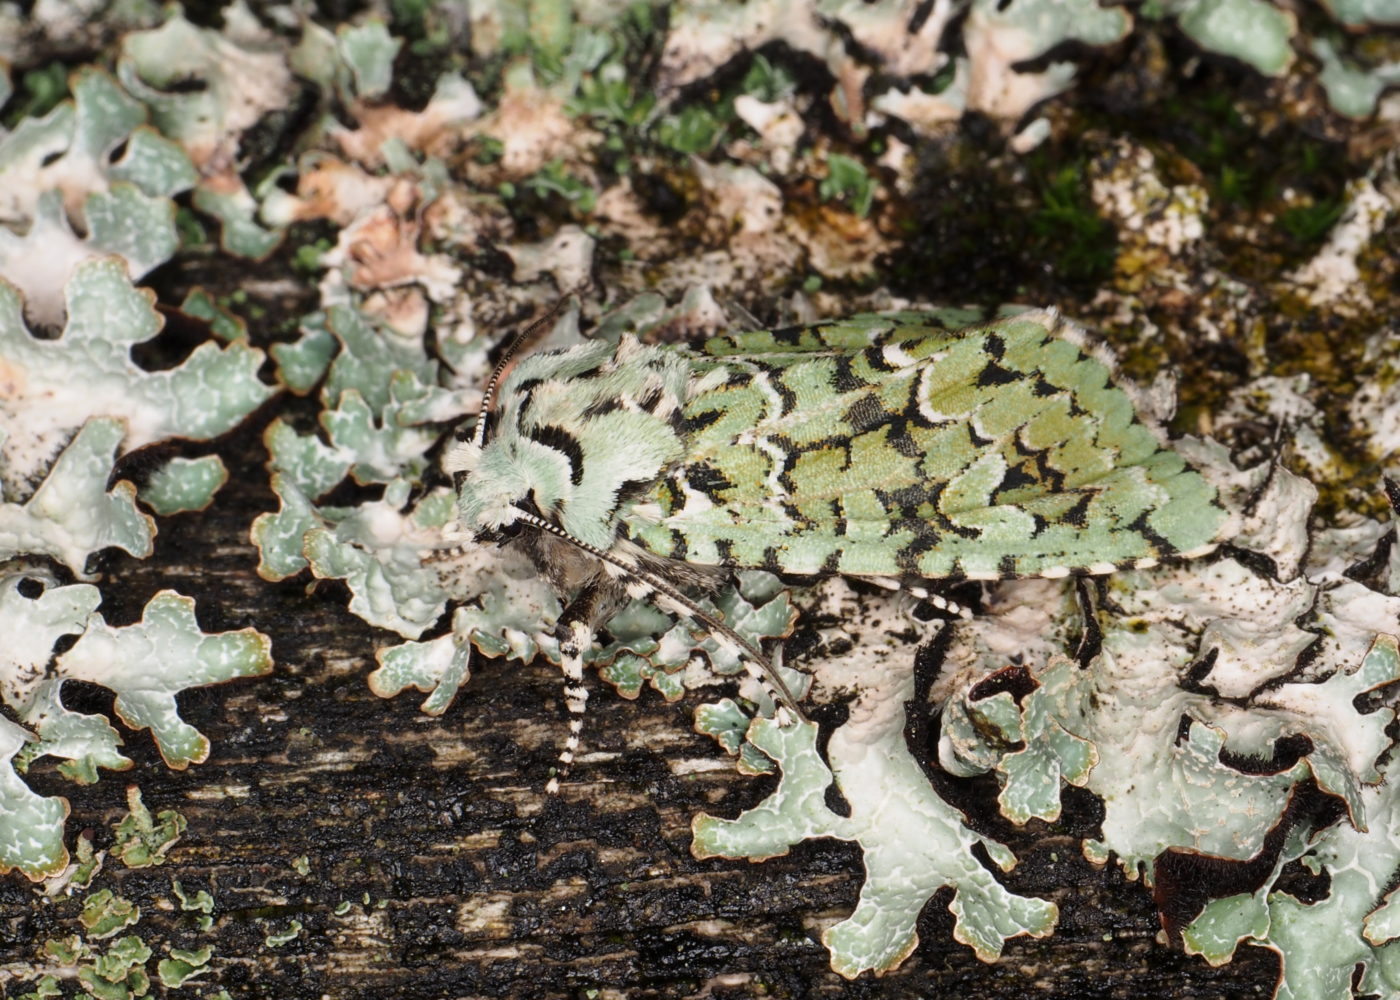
444, 299, 1225, 789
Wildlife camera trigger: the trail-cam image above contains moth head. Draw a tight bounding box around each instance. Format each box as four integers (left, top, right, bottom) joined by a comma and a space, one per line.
443, 435, 569, 541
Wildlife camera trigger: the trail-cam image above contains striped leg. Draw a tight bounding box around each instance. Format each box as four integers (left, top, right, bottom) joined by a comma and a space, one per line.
865, 576, 975, 620
546, 580, 607, 794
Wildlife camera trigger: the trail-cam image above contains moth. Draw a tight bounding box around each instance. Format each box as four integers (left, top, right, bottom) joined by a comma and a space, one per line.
444, 299, 1225, 789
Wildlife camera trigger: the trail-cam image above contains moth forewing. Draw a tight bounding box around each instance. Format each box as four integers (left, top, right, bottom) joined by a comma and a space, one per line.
448, 305, 1226, 788
619, 309, 1224, 581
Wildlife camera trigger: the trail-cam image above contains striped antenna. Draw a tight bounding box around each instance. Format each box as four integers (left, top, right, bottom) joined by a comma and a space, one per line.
472, 282, 592, 448
506, 509, 812, 722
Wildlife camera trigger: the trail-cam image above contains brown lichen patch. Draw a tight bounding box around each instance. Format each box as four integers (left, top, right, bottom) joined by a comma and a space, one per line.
475, 72, 598, 179
334, 81, 484, 167
787, 202, 888, 282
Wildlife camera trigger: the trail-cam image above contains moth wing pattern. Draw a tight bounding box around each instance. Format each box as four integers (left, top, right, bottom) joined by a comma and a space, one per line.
619, 309, 1226, 582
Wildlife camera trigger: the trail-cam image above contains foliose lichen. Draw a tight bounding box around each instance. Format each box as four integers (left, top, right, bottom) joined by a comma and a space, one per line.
2, 1, 1398, 994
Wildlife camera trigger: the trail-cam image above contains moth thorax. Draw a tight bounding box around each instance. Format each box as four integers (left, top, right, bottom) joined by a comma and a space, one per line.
523, 529, 623, 602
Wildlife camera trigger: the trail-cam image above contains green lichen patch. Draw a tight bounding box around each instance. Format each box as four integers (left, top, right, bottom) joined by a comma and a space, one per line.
80, 934, 152, 998
370, 544, 563, 712
190, 182, 285, 260
0, 65, 194, 324
263, 918, 303, 947
53, 590, 273, 769
0, 419, 155, 577
178, 288, 248, 343
337, 21, 403, 99
302, 480, 455, 638
0, 255, 274, 497
117, 8, 293, 257
370, 620, 476, 715
945, 660, 1099, 825
139, 455, 228, 516
694, 712, 1057, 977
156, 944, 212, 988
270, 320, 336, 395
1155, 0, 1297, 75
79, 888, 141, 939
113, 785, 186, 868
694, 697, 774, 775
0, 715, 71, 880
1181, 642, 1400, 998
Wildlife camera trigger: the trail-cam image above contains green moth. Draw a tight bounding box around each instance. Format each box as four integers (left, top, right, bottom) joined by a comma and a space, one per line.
445, 303, 1224, 788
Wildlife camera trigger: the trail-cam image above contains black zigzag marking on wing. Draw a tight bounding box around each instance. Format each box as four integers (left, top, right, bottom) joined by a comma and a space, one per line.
967, 421, 996, 449
754, 360, 798, 415
832, 354, 873, 392
876, 483, 936, 514
687, 463, 734, 500
844, 394, 886, 434
996, 461, 1040, 494
885, 415, 924, 458
976, 358, 1020, 387
636, 383, 666, 413
1057, 492, 1093, 528
681, 406, 724, 435
862, 344, 903, 373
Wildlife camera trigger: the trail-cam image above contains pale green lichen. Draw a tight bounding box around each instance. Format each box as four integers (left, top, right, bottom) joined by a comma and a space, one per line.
291, 18, 409, 105
694, 575, 1058, 977
117, 7, 292, 257
0, 65, 195, 291
113, 786, 186, 868
0, 716, 70, 880
0, 255, 274, 496
79, 888, 141, 939
336, 21, 402, 99
302, 480, 456, 638
1314, 37, 1400, 119
139, 455, 228, 516
263, 919, 303, 947
156, 944, 213, 988
0, 575, 271, 878
1319, 0, 1400, 25
52, 590, 274, 769
270, 316, 337, 396
942, 658, 1098, 824
249, 473, 324, 581
0, 419, 154, 576
80, 934, 152, 998
179, 288, 248, 343
190, 182, 284, 260
1182, 638, 1400, 1000
694, 712, 1057, 977
1151, 0, 1297, 75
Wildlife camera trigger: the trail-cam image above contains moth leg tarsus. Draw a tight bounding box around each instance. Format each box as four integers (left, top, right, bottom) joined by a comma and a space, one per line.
546, 579, 609, 794
1071, 576, 1103, 666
